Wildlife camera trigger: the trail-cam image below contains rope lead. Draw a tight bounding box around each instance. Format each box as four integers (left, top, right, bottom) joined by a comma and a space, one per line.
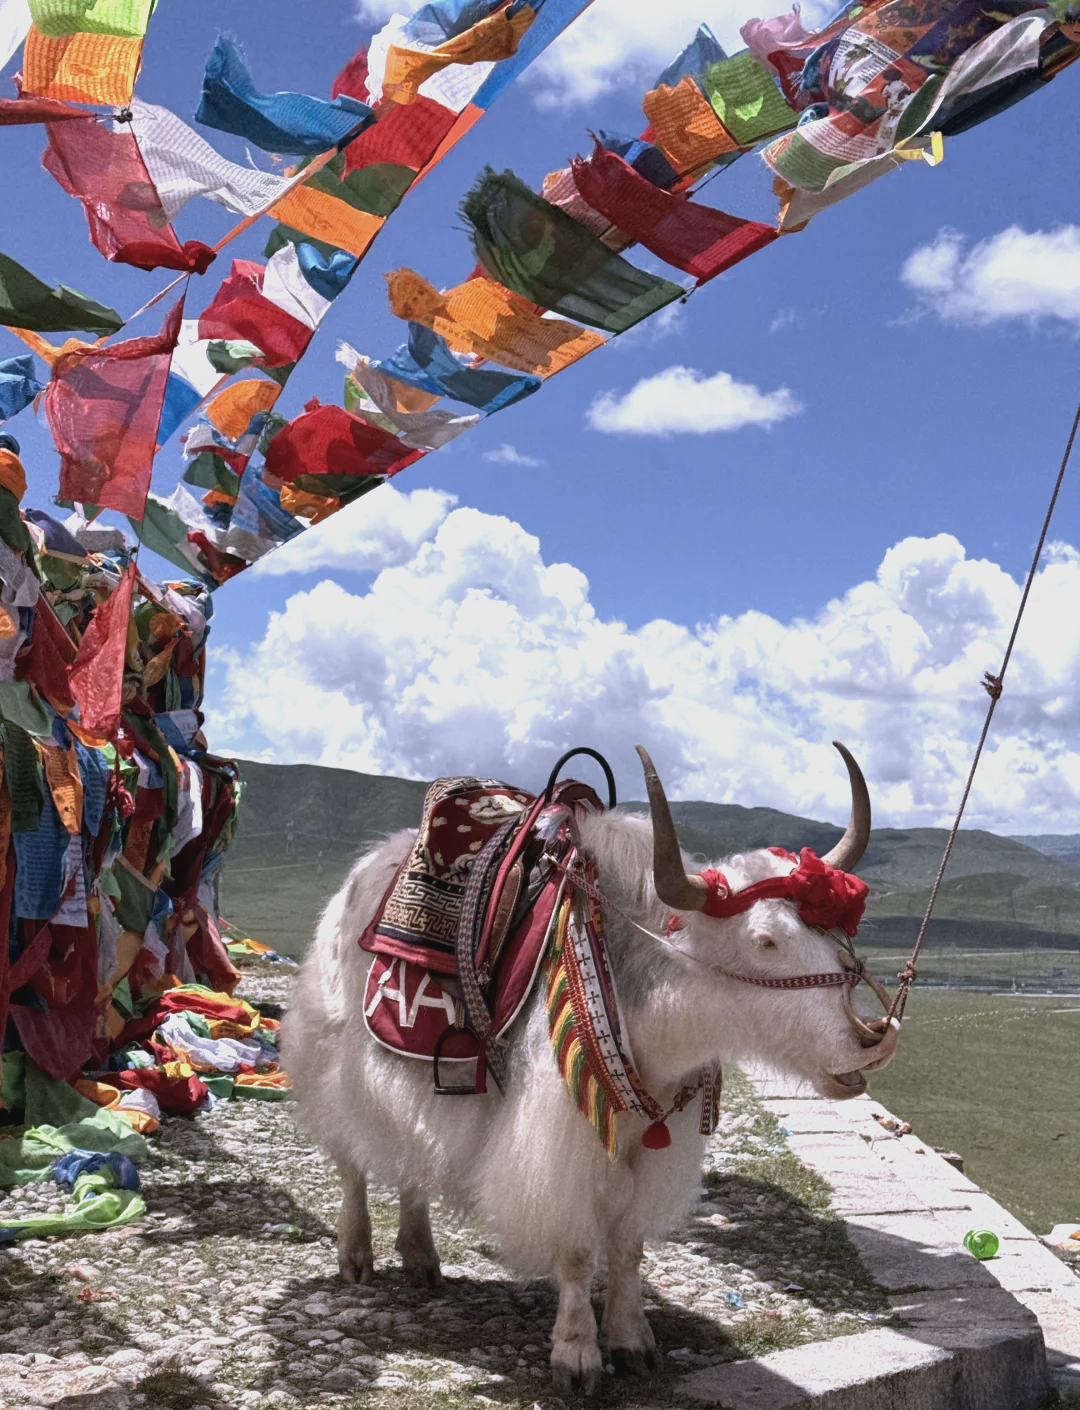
888, 394, 1080, 1026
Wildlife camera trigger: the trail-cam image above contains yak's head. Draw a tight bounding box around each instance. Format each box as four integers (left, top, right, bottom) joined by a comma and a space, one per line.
636, 743, 899, 1101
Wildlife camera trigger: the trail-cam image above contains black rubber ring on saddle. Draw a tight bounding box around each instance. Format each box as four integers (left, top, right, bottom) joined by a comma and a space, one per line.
542, 747, 617, 811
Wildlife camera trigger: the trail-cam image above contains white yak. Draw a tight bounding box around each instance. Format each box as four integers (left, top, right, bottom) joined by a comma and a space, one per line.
282, 744, 899, 1394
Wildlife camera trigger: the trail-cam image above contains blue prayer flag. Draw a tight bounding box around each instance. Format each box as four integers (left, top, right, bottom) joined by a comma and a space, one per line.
196, 39, 375, 156
0, 355, 43, 423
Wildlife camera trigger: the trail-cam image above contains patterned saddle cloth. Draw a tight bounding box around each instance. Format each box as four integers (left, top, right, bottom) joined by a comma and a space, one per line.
358, 771, 720, 1156
359, 774, 598, 1084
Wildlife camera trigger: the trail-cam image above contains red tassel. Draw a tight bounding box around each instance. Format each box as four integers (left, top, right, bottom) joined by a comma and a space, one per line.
642, 1121, 671, 1150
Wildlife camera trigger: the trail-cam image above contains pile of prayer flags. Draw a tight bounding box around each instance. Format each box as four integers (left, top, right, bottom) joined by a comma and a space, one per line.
0, 438, 242, 1094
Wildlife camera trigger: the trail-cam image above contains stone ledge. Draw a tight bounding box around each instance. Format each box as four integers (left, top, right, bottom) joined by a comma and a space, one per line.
673, 1082, 1064, 1410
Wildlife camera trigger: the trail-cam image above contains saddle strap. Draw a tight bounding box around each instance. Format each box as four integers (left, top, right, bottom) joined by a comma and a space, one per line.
454, 812, 525, 1090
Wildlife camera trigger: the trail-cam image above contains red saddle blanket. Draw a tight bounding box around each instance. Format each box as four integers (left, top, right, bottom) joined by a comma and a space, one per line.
358, 774, 591, 1068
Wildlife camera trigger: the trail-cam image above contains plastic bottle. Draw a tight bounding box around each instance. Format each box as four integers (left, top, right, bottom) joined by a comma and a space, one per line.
963, 1228, 999, 1259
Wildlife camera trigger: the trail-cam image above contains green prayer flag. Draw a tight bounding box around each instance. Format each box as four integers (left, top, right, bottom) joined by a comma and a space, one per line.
461, 168, 684, 334
0, 252, 123, 335
28, 0, 156, 38
184, 450, 242, 499
2, 721, 45, 835
301, 153, 415, 218
700, 52, 796, 147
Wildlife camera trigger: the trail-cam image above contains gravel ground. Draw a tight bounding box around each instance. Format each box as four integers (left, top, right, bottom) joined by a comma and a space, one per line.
0, 961, 891, 1410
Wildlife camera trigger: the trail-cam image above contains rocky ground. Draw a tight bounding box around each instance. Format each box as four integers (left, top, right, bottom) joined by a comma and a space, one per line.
0, 961, 895, 1410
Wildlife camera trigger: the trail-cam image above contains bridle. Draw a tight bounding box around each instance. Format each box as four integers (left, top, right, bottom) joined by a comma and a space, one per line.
549, 851, 898, 1049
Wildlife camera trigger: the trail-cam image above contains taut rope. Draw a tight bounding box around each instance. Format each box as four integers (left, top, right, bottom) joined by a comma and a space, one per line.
886, 395, 1080, 1025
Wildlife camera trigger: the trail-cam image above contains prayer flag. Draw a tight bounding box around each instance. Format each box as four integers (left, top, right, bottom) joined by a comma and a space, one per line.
337, 343, 481, 450
641, 75, 739, 173
0, 354, 43, 421
698, 51, 796, 148
386, 268, 605, 377
344, 96, 456, 176
197, 244, 329, 368
22, 26, 142, 104
0, 250, 123, 333
375, 321, 541, 413
69, 561, 135, 740
44, 118, 215, 274
203, 378, 280, 441
126, 99, 290, 223
655, 23, 725, 88
268, 177, 385, 259
382, 1, 537, 106
47, 299, 182, 519
264, 397, 422, 484
0, 93, 92, 122
0, 0, 31, 69
461, 168, 684, 334
27, 0, 153, 37
157, 321, 225, 448
196, 37, 374, 156
571, 144, 778, 283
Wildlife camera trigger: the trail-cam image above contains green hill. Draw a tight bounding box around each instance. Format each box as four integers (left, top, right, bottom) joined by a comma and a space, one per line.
218, 760, 1080, 960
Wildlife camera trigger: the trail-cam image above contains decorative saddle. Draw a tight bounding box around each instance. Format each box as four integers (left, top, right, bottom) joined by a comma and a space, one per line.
359, 752, 609, 1090
358, 749, 719, 1159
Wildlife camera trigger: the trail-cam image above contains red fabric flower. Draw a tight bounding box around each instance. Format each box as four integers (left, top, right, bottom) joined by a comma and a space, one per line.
700, 848, 867, 937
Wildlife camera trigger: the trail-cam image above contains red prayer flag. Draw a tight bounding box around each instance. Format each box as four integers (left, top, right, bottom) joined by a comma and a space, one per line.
571, 143, 778, 284
68, 561, 136, 740
197, 259, 313, 368
330, 46, 454, 176
264, 397, 423, 483
344, 97, 455, 175
48, 299, 182, 518
43, 120, 215, 274
0, 96, 93, 124
22, 594, 76, 712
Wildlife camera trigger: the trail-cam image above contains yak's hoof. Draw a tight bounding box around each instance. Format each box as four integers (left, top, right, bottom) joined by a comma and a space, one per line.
338, 1258, 374, 1285
551, 1355, 603, 1397
611, 1345, 663, 1377
402, 1260, 443, 1290
338, 1254, 374, 1285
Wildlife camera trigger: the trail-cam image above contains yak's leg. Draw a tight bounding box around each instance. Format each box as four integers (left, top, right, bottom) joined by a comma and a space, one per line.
602, 1226, 662, 1376
337, 1165, 374, 1285
396, 1187, 443, 1288
551, 1248, 603, 1396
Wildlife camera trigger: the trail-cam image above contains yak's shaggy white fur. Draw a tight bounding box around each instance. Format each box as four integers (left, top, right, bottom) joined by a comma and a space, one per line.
282, 809, 896, 1393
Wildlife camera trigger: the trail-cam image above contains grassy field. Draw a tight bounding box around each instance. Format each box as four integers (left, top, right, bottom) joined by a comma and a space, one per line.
866, 986, 1080, 1236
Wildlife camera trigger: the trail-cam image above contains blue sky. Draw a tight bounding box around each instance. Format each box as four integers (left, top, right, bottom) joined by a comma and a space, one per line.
4, 1, 1080, 829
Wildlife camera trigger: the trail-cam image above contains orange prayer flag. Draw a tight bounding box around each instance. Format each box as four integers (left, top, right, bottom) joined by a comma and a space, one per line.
386, 269, 605, 378
383, 4, 536, 105
22, 27, 143, 105
641, 75, 739, 174
204, 379, 280, 441
268, 185, 384, 258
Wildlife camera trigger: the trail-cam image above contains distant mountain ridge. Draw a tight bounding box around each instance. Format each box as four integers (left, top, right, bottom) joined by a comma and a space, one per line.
219, 759, 1080, 957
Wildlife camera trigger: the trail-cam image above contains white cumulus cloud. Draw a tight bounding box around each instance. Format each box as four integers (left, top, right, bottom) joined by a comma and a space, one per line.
251, 486, 456, 577
207, 491, 1080, 832
587, 365, 803, 436
483, 443, 545, 467
354, 0, 831, 106
901, 226, 1080, 329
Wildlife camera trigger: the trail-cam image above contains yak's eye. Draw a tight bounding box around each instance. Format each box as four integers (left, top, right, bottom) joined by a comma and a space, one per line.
757, 937, 778, 951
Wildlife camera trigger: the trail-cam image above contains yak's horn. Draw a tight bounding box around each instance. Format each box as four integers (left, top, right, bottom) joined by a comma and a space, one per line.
820, 741, 871, 873
635, 745, 707, 912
